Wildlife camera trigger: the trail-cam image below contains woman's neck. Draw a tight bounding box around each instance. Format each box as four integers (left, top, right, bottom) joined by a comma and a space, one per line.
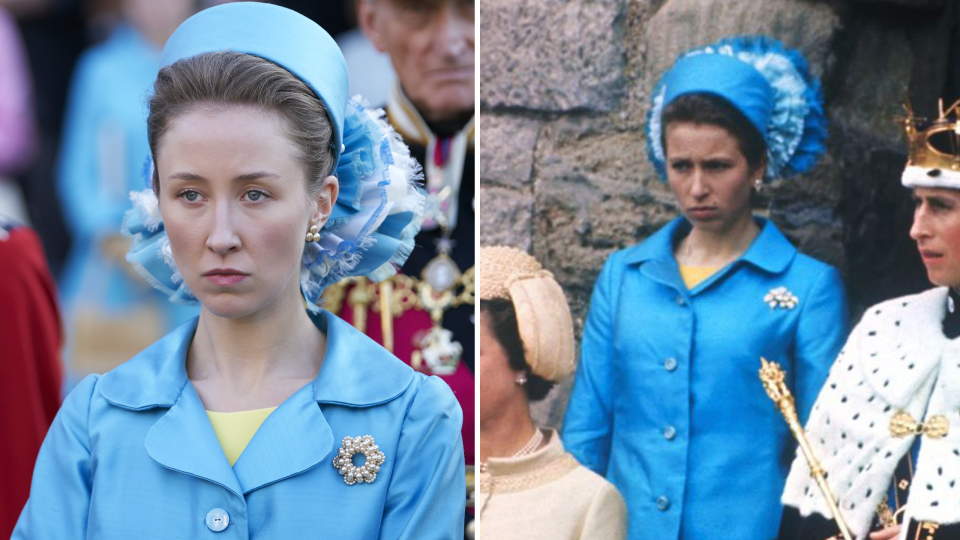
479, 402, 539, 464
186, 290, 326, 411
675, 214, 760, 268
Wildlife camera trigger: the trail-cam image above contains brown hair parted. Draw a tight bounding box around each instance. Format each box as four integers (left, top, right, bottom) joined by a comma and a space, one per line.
147, 51, 335, 196
661, 92, 767, 173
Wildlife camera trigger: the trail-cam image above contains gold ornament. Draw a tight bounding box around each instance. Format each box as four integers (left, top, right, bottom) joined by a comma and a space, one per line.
889, 410, 949, 439
903, 99, 960, 172
759, 358, 854, 540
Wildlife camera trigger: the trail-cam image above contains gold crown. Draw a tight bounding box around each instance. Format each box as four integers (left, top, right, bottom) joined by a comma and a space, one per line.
903, 99, 960, 172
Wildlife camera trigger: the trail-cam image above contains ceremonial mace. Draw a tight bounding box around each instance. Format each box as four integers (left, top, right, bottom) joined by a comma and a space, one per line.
759, 358, 854, 540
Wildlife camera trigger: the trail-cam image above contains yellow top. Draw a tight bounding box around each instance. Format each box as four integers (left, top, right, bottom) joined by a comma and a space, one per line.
205, 407, 277, 466
679, 265, 718, 289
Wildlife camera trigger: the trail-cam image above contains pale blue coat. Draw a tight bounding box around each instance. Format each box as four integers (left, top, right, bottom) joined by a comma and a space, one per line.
562, 217, 849, 540
13, 311, 465, 539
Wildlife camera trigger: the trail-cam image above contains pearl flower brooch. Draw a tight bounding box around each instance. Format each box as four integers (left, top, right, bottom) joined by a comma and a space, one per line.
764, 286, 799, 310
332, 435, 386, 486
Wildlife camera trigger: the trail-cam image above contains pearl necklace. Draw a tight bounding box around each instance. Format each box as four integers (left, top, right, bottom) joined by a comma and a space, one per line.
511, 428, 544, 458
479, 428, 544, 473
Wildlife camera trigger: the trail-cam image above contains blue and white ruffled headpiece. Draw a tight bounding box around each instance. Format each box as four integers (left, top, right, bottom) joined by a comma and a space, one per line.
647, 35, 827, 182
121, 3, 424, 311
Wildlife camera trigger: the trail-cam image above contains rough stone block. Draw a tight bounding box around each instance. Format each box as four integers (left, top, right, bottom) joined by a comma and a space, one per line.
477, 115, 541, 189
477, 186, 535, 251
479, 0, 628, 112
642, 0, 841, 93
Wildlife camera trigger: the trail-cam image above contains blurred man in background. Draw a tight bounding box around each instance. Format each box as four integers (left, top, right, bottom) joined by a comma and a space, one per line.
342, 0, 475, 534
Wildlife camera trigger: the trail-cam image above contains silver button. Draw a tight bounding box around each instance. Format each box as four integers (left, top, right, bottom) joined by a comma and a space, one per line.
663, 426, 676, 440
656, 495, 670, 511
675, 295, 686, 306
206, 508, 229, 532
663, 357, 677, 371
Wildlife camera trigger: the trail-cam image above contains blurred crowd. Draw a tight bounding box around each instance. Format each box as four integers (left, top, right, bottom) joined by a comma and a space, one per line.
0, 0, 473, 536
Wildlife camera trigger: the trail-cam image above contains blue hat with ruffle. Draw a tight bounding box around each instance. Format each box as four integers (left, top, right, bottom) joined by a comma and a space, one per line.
646, 35, 827, 182
122, 2, 424, 311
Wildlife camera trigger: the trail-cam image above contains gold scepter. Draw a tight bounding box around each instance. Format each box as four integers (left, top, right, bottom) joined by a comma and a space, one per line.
759, 358, 854, 540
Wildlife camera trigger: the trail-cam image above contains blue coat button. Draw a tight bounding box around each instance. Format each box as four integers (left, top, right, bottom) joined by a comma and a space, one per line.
663, 357, 677, 371
663, 426, 676, 440
656, 495, 670, 511
206, 508, 229, 532
675, 295, 686, 306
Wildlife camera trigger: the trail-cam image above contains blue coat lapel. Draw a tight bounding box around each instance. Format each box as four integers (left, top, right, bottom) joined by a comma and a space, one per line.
626, 216, 798, 296
232, 382, 333, 494
98, 310, 414, 497
144, 382, 243, 497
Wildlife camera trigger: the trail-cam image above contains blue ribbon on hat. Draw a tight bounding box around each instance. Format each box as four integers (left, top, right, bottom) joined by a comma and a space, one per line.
122, 3, 424, 311
646, 35, 827, 182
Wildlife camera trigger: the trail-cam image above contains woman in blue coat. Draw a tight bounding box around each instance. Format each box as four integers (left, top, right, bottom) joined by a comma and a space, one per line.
562, 37, 850, 540
14, 3, 463, 539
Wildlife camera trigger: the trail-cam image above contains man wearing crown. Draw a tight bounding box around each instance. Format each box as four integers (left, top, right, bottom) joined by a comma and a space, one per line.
778, 100, 960, 540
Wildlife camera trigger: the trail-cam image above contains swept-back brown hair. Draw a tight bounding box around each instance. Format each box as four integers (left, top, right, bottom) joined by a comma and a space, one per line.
147, 51, 335, 196
661, 92, 767, 173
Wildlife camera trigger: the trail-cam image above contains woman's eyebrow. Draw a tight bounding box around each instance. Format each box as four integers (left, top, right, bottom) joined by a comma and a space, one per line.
167, 171, 206, 182
165, 172, 280, 182
235, 172, 280, 182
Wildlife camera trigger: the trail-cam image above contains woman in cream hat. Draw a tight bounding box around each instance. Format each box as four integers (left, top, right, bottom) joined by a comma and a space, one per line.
476, 245, 626, 540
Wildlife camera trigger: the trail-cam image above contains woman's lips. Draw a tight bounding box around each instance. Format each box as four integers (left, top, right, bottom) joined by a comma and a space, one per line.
204, 273, 248, 286
687, 207, 718, 219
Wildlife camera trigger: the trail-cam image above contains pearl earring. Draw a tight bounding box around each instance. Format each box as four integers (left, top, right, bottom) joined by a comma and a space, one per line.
515, 373, 527, 386
305, 225, 320, 243
753, 178, 763, 191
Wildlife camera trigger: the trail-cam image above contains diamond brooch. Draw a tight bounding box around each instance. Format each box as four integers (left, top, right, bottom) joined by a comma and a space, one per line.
764, 287, 799, 310
332, 435, 386, 486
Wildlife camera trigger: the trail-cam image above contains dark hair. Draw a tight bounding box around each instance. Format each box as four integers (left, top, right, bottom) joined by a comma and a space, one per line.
480, 299, 554, 402
147, 51, 335, 196
661, 93, 767, 172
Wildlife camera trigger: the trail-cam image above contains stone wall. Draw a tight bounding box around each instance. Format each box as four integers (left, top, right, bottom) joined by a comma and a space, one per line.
478, 0, 958, 427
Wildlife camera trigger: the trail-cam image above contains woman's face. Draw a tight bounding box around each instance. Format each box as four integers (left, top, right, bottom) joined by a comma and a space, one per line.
910, 186, 960, 288
664, 122, 759, 233
477, 310, 525, 426
156, 105, 333, 319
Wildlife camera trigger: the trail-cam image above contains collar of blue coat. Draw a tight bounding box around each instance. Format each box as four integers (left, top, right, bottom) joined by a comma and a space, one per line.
624, 216, 797, 273
99, 309, 415, 410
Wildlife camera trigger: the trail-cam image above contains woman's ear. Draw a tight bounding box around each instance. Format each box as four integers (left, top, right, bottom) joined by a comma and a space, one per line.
756, 156, 767, 179
311, 175, 339, 228
751, 156, 768, 185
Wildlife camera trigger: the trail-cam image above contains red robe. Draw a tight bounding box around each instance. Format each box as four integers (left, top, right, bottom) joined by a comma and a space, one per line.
0, 224, 63, 537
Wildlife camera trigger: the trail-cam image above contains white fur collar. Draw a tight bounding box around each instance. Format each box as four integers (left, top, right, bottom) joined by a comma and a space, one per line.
782, 288, 960, 539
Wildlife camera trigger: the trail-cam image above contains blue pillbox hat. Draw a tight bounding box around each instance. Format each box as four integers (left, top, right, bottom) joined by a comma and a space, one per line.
159, 2, 348, 165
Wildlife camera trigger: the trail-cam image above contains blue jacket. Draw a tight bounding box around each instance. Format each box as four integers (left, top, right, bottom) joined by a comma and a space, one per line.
14, 311, 465, 539
562, 217, 849, 540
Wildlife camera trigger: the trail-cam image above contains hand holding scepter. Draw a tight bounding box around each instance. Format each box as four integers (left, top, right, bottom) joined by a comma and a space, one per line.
759, 357, 854, 540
